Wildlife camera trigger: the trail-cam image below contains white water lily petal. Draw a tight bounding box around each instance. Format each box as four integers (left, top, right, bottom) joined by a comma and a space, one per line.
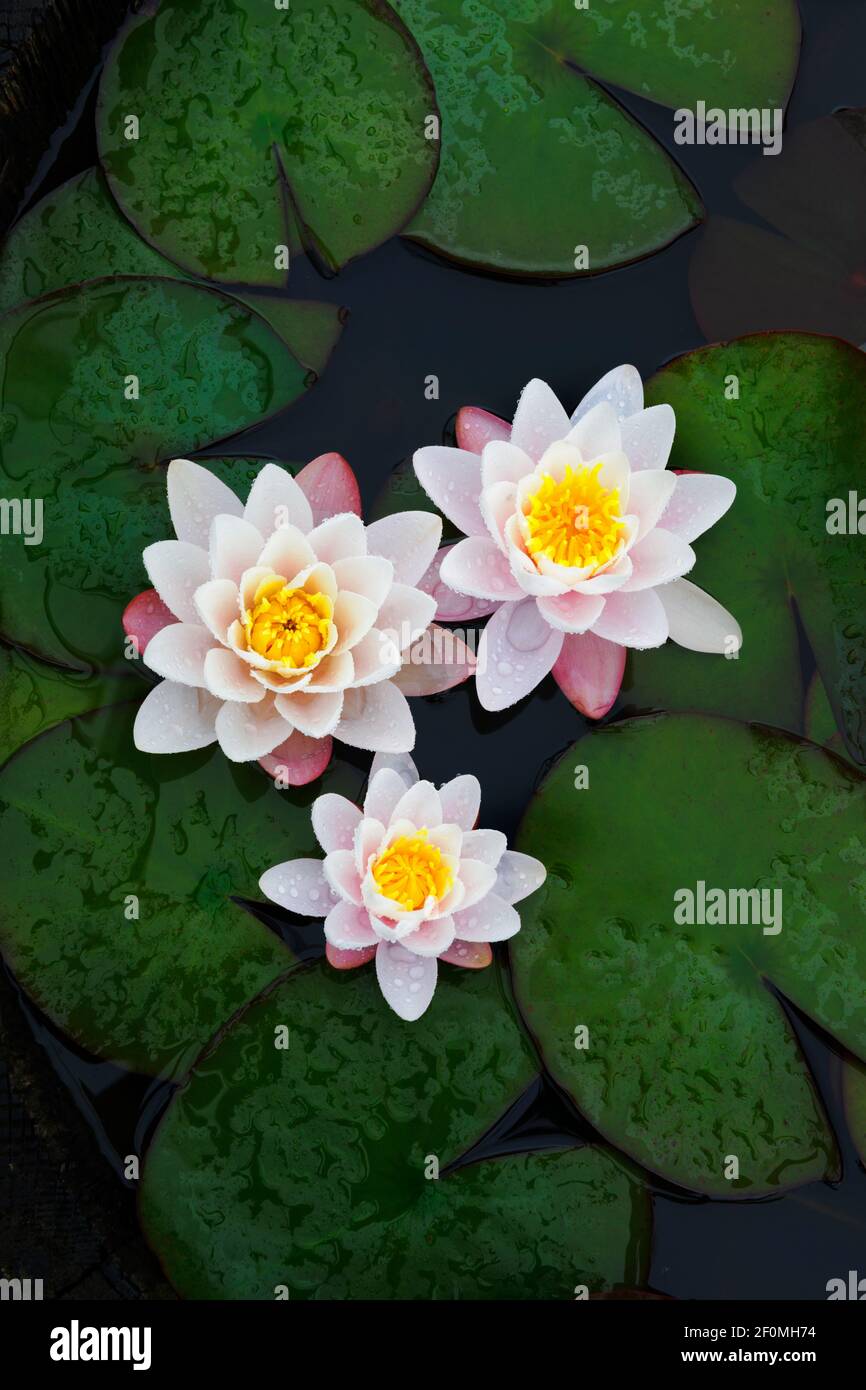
591, 588, 669, 649
355, 817, 386, 876
134, 678, 219, 756
628, 468, 677, 540
209, 515, 265, 585
133, 680, 220, 754
347, 629, 402, 687
503, 516, 566, 597
413, 446, 485, 536
566, 401, 622, 459
452, 893, 521, 942
167, 458, 243, 547
439, 535, 523, 602
304, 650, 355, 692
312, 793, 362, 853
536, 591, 605, 635
259, 859, 338, 917
365, 511, 442, 587
572, 553, 633, 595
376, 583, 437, 652
307, 512, 367, 564
494, 850, 547, 904
323, 900, 379, 949
481, 440, 534, 489
143, 621, 213, 687
332, 554, 394, 607
364, 767, 412, 823
275, 689, 343, 738
480, 480, 519, 554
332, 590, 378, 654
194, 578, 241, 642
658, 578, 743, 654
476, 597, 564, 711
621, 528, 696, 591
391, 779, 442, 829
439, 774, 481, 829
457, 858, 498, 910
214, 697, 291, 761
337, 682, 415, 752
461, 828, 507, 866
255, 525, 316, 582
323, 849, 363, 905
621, 404, 676, 473
658, 473, 736, 543
244, 462, 313, 537
510, 379, 571, 460
375, 942, 437, 1020
203, 648, 266, 702
143, 540, 210, 624
571, 364, 643, 425
369, 752, 419, 789
401, 916, 456, 958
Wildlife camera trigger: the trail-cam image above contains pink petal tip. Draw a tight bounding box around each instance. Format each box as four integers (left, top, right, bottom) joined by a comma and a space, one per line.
456, 405, 511, 455
326, 942, 377, 971
438, 939, 493, 969
259, 732, 333, 785
552, 630, 626, 720
121, 588, 176, 656
295, 452, 362, 525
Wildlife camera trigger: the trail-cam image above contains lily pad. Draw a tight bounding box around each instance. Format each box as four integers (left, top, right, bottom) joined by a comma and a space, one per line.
0, 168, 346, 374
0, 644, 139, 767
622, 334, 866, 767
0, 277, 306, 670
399, 0, 705, 275
512, 714, 866, 1196
370, 454, 459, 542
140, 958, 649, 1297
97, 0, 439, 285
0, 703, 363, 1077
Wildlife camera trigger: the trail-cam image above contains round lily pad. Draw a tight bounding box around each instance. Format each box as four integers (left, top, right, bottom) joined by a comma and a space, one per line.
140, 958, 649, 1297
0, 702, 362, 1077
0, 645, 139, 768
97, 0, 439, 284
0, 168, 346, 374
623, 334, 866, 768
0, 277, 307, 670
399, 0, 703, 275
512, 714, 866, 1196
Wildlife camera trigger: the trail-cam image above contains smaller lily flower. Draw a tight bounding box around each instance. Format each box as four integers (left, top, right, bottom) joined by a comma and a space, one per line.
124, 454, 473, 785
259, 754, 546, 1021
413, 366, 742, 718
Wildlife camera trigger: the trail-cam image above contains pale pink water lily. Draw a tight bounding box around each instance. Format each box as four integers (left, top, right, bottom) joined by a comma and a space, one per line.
413, 366, 741, 717
125, 455, 471, 784
259, 753, 546, 1021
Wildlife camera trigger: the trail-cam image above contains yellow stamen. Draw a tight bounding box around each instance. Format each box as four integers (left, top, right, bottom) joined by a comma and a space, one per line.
524, 463, 625, 570
243, 576, 332, 668
370, 829, 453, 912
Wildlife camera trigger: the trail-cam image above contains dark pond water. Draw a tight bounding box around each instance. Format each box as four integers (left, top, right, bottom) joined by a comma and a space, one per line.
5, 0, 866, 1300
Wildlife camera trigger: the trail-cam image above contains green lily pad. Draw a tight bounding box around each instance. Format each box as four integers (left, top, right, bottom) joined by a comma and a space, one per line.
0, 644, 139, 768
140, 958, 649, 1298
370, 454, 459, 542
0, 168, 345, 375
513, 714, 866, 1196
0, 277, 306, 670
97, 0, 438, 285
0, 703, 363, 1077
622, 334, 866, 768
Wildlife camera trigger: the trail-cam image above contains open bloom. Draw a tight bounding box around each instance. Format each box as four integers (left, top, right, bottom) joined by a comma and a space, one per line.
259, 754, 546, 1021
413, 366, 741, 716
126, 456, 470, 783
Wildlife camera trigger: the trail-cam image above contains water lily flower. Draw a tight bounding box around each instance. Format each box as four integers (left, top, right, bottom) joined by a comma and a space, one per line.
413, 366, 741, 717
259, 753, 546, 1021
124, 455, 472, 784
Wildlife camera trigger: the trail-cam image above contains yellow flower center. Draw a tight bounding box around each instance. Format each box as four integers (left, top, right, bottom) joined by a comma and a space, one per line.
524, 463, 626, 570
370, 830, 453, 912
243, 576, 332, 668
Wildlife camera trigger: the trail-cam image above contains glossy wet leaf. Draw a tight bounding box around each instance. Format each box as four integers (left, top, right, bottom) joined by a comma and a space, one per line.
398, 0, 702, 276
0, 168, 345, 374
513, 714, 866, 1195
97, 0, 438, 285
0, 645, 139, 767
0, 277, 306, 670
622, 334, 866, 767
0, 703, 363, 1077
370, 454, 459, 542
140, 958, 649, 1297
